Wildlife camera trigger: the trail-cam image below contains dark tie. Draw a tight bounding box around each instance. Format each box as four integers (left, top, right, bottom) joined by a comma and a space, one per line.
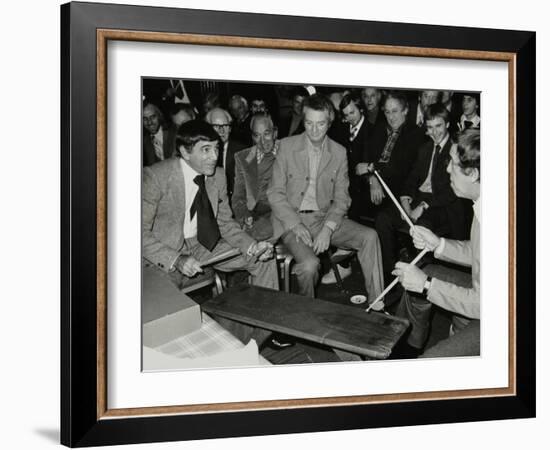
464, 120, 473, 129
431, 144, 441, 185
190, 175, 221, 251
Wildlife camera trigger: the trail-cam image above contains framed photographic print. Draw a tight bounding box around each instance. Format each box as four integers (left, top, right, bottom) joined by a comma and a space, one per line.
61, 1, 535, 447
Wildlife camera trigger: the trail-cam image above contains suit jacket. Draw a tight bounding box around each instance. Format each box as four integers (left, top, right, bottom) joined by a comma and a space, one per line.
345, 118, 370, 195
142, 157, 255, 271
429, 211, 480, 319
267, 133, 351, 239
401, 138, 456, 207
218, 138, 247, 200
366, 122, 425, 196
232, 145, 271, 222
143, 125, 177, 167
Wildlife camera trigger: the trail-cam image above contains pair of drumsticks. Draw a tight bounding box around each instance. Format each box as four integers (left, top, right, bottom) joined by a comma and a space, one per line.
365, 170, 429, 313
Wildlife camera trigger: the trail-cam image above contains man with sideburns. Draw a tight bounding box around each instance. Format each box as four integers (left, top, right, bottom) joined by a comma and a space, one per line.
268, 94, 384, 303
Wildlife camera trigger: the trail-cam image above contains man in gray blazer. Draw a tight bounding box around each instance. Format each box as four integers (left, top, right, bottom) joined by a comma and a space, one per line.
232, 113, 279, 241
267, 94, 384, 302
142, 120, 278, 291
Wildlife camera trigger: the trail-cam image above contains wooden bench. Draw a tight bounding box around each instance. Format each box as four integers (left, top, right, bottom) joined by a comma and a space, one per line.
202, 285, 410, 359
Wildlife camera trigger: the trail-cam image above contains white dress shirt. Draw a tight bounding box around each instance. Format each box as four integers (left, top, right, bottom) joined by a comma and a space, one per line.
180, 159, 200, 239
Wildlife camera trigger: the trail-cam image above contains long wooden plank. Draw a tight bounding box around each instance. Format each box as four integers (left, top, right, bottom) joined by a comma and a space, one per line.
202, 285, 410, 359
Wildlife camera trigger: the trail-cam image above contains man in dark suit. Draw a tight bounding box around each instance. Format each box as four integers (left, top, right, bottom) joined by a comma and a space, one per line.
278, 87, 307, 138
360, 87, 386, 133
228, 95, 253, 146
375, 103, 468, 280
142, 102, 177, 167
232, 113, 279, 241
338, 93, 370, 221
205, 107, 247, 199
355, 91, 425, 216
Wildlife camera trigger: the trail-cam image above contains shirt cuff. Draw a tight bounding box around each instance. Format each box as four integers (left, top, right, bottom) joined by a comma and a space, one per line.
400, 196, 413, 203
434, 238, 446, 257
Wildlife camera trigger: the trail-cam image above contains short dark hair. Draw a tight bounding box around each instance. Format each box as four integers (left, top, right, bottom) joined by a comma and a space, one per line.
169, 103, 196, 120
339, 93, 362, 113
175, 120, 220, 154
303, 93, 335, 122
456, 129, 480, 179
425, 103, 450, 124
383, 90, 409, 111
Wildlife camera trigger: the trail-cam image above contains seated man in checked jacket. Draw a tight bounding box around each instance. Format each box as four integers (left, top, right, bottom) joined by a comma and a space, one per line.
232, 113, 279, 241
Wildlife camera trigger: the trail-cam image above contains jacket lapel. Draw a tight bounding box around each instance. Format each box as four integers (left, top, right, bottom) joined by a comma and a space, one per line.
171, 158, 187, 212
317, 137, 334, 176
205, 172, 219, 215
243, 148, 259, 209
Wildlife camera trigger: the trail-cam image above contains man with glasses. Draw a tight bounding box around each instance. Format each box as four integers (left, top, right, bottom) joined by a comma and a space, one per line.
232, 113, 279, 241
205, 107, 247, 199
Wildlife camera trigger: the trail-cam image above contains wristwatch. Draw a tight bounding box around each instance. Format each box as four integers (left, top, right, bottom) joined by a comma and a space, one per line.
422, 276, 432, 296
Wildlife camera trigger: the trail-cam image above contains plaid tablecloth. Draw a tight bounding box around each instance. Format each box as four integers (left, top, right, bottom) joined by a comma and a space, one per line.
152, 313, 270, 365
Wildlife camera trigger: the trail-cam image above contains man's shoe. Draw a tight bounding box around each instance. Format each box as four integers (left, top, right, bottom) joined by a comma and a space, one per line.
269, 333, 296, 349
321, 264, 352, 284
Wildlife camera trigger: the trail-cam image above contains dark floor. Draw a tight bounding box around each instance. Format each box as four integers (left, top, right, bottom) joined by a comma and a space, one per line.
193, 256, 453, 365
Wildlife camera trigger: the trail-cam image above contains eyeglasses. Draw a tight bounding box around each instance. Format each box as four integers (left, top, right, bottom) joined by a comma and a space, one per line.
212, 123, 231, 130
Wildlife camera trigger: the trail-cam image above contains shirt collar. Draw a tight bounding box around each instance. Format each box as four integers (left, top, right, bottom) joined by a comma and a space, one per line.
461, 114, 481, 127
180, 158, 201, 180
350, 115, 364, 133
306, 135, 327, 152
435, 133, 450, 151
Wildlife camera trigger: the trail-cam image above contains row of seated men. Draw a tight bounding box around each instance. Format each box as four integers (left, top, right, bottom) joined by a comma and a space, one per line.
142, 90, 481, 358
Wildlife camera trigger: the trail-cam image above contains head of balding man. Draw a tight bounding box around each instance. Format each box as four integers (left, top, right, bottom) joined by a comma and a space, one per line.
251, 114, 277, 154
206, 108, 233, 144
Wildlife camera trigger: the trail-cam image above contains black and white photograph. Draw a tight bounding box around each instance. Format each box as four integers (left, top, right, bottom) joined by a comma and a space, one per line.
141, 78, 482, 370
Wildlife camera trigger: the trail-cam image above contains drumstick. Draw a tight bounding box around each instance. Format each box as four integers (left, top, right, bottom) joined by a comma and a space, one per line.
366, 247, 429, 313
373, 170, 415, 230
199, 248, 241, 267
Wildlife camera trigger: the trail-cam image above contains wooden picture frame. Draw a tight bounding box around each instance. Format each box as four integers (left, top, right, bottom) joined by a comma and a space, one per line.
61, 1, 535, 446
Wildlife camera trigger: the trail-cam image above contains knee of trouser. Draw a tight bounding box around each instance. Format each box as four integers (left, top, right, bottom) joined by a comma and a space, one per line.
360, 226, 379, 246
374, 211, 391, 229
298, 257, 320, 277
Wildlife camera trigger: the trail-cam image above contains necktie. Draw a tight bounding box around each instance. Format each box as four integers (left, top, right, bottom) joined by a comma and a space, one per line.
379, 130, 400, 163
431, 144, 441, 185
190, 175, 221, 251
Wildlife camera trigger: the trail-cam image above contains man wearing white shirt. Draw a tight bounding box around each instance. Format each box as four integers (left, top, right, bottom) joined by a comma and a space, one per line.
142, 120, 277, 291
375, 104, 470, 281
392, 129, 481, 358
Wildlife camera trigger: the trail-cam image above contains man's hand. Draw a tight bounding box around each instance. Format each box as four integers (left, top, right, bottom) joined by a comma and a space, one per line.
312, 226, 332, 255
176, 255, 203, 277
369, 177, 385, 205
409, 205, 425, 223
249, 241, 274, 261
392, 262, 428, 293
410, 225, 441, 251
292, 223, 313, 246
355, 162, 373, 176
